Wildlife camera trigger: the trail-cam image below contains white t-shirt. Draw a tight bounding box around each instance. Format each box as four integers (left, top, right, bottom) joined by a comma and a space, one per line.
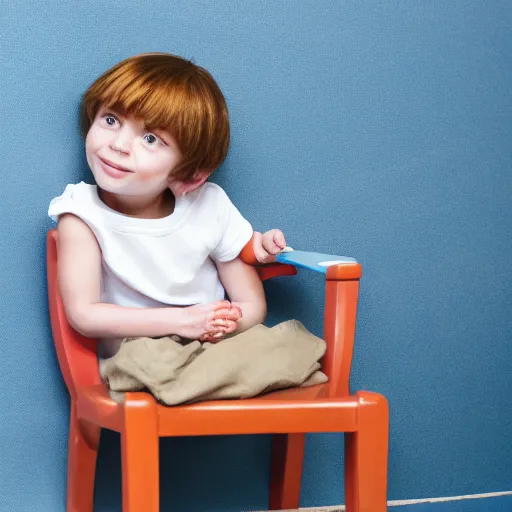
48, 181, 253, 310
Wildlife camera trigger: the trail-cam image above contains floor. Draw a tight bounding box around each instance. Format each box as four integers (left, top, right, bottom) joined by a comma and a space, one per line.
396, 495, 512, 511
259, 495, 512, 512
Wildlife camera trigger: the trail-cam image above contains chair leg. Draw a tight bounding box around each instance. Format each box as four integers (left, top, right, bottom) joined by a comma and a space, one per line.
345, 392, 389, 512
269, 433, 305, 510
121, 393, 159, 512
67, 402, 101, 512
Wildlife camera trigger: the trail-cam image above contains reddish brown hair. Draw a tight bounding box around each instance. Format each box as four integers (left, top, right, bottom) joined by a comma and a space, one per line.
80, 53, 230, 181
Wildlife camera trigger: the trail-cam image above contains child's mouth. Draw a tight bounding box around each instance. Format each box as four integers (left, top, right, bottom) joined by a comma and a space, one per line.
99, 157, 133, 179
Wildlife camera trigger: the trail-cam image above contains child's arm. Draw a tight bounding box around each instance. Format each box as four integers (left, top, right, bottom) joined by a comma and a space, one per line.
215, 257, 267, 333
207, 228, 284, 337
57, 214, 237, 340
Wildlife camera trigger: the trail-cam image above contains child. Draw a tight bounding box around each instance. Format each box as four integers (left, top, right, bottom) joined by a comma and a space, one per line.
49, 53, 286, 360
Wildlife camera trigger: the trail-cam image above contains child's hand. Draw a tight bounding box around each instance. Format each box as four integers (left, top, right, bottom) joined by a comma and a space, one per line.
180, 300, 242, 341
253, 229, 287, 264
201, 303, 243, 342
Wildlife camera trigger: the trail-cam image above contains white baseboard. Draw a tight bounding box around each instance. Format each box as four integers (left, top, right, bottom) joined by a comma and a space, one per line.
253, 490, 512, 511
388, 490, 512, 507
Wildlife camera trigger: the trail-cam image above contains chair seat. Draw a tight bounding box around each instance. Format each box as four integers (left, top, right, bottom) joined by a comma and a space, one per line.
77, 383, 359, 437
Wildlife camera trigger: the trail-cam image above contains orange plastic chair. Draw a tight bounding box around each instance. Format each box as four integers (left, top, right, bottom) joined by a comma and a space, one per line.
46, 229, 388, 512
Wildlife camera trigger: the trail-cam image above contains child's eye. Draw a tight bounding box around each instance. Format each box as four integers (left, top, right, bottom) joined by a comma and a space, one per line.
103, 114, 118, 126
143, 133, 159, 145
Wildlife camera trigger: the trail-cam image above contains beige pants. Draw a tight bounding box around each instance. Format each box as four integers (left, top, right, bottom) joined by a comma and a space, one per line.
99, 320, 328, 406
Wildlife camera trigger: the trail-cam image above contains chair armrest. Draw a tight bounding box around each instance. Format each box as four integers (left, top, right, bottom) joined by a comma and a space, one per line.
240, 238, 361, 281
256, 263, 297, 282
275, 250, 361, 280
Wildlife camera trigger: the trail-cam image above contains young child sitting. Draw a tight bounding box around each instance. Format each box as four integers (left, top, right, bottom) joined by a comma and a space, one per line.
49, 53, 287, 361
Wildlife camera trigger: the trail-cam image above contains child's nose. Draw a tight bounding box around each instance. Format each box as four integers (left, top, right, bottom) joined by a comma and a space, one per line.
110, 129, 132, 155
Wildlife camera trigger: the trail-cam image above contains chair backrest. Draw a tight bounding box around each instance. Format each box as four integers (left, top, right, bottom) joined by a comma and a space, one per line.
47, 230, 102, 399
46, 229, 298, 398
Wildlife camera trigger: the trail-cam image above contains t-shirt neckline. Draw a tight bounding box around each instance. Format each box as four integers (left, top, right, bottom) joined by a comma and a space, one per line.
87, 184, 192, 235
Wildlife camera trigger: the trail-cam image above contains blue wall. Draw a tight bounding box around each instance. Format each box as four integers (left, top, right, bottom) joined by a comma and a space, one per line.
1, 2, 511, 511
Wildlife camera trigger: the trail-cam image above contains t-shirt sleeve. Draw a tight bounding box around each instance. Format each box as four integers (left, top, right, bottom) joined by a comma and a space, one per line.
48, 183, 80, 222
209, 186, 253, 262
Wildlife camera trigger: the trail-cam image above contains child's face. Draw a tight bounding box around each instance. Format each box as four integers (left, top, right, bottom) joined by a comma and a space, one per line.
85, 106, 182, 198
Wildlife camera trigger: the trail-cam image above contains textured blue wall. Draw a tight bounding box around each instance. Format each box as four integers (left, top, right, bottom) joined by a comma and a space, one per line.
1, 2, 511, 511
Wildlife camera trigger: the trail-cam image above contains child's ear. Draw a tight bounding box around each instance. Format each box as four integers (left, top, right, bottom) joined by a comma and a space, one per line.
168, 169, 211, 197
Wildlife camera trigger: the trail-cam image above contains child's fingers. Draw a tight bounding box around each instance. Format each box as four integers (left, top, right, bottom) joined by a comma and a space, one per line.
253, 231, 269, 263
261, 231, 277, 252
202, 329, 227, 342
212, 315, 240, 326
202, 320, 227, 335
211, 300, 232, 311
222, 320, 238, 333
205, 321, 226, 333
262, 229, 285, 255
213, 318, 237, 329
214, 305, 242, 320
201, 332, 224, 342
208, 302, 233, 320
213, 307, 239, 321
273, 230, 286, 249
209, 321, 237, 336
211, 318, 229, 328
219, 306, 242, 319
203, 316, 239, 341
213, 307, 231, 316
